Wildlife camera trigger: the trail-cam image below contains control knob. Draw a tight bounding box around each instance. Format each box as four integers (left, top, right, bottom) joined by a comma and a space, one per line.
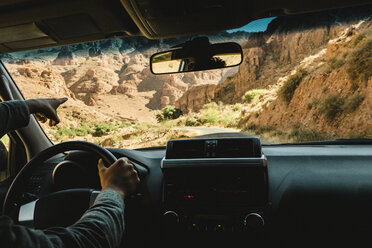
244, 213, 264, 230
163, 210, 179, 225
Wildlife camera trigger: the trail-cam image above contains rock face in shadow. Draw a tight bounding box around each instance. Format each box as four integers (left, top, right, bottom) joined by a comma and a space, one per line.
88, 47, 103, 57
175, 84, 217, 113
176, 7, 372, 108
53, 47, 74, 65
173, 7, 372, 138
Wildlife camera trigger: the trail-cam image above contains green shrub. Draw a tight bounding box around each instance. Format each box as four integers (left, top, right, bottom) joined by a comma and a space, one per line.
220, 109, 238, 127
307, 98, 320, 110
289, 128, 327, 142
56, 127, 70, 138
318, 94, 345, 122
273, 130, 285, 137
245, 123, 257, 131
73, 128, 89, 137
118, 122, 130, 128
156, 105, 183, 122
185, 117, 198, 126
155, 113, 164, 122
202, 102, 219, 110
232, 103, 242, 111
279, 68, 307, 104
198, 108, 220, 124
353, 33, 366, 47
198, 102, 220, 124
327, 56, 345, 70
255, 126, 274, 135
166, 130, 190, 140
342, 94, 365, 113
93, 122, 117, 137
130, 121, 178, 140
242, 89, 267, 103
243, 123, 274, 135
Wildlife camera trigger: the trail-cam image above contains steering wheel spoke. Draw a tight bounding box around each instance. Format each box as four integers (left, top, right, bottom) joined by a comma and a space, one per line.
18, 189, 102, 229
4, 141, 117, 228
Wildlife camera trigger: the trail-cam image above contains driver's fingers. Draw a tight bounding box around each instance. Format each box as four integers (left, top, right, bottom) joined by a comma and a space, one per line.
51, 97, 68, 108
51, 112, 60, 124
116, 157, 135, 170
97, 159, 106, 173
49, 118, 58, 127
58, 97, 68, 104
48, 98, 68, 124
35, 113, 48, 123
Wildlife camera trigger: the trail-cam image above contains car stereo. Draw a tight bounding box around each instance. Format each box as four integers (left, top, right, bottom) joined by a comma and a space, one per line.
161, 138, 268, 235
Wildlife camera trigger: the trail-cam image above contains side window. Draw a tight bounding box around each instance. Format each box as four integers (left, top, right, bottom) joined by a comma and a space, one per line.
0, 135, 10, 181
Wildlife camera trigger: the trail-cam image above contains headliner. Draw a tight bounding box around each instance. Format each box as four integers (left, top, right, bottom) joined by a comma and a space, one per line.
0, 0, 371, 53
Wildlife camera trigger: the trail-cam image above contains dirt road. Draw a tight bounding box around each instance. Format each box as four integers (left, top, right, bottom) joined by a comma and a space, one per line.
175, 126, 270, 144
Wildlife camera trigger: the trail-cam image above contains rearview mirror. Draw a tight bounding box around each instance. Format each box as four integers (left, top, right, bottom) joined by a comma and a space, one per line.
150, 37, 243, 74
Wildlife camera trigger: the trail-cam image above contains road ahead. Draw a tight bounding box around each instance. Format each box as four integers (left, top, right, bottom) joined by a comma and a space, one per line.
176, 127, 271, 144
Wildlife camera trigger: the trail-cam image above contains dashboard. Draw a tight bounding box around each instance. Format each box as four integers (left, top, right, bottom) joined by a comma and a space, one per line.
18, 138, 372, 248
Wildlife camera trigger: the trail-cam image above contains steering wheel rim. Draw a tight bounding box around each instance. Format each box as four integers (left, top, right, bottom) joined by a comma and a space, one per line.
3, 141, 117, 216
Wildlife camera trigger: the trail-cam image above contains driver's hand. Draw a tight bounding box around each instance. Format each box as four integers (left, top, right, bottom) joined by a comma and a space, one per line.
97, 158, 140, 200
25, 97, 68, 126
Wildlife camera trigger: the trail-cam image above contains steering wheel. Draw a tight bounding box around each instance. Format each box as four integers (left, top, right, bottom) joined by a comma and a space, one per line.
3, 141, 117, 228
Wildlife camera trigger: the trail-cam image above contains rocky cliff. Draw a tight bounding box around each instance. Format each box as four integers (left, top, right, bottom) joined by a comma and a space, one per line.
3, 30, 248, 115
175, 7, 372, 139
242, 18, 372, 139
177, 8, 372, 108
2, 7, 371, 140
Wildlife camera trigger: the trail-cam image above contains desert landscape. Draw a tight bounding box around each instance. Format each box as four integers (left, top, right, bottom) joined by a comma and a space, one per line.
2, 7, 371, 148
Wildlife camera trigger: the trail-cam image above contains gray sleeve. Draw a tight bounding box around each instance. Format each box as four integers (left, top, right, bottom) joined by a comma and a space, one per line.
0, 190, 125, 248
0, 100, 30, 138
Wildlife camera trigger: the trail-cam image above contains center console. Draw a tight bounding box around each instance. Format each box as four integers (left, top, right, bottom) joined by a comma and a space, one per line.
161, 138, 268, 246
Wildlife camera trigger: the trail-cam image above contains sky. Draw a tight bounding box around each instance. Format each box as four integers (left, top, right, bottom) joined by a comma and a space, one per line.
227, 17, 276, 33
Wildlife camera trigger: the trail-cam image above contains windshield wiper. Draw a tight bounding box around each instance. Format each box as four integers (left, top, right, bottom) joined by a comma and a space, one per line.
264, 138, 372, 146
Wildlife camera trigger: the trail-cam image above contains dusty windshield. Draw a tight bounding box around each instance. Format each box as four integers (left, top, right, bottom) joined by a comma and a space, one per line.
2, 8, 371, 148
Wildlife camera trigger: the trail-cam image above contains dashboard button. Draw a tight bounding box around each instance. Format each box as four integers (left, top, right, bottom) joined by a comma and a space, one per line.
214, 224, 225, 232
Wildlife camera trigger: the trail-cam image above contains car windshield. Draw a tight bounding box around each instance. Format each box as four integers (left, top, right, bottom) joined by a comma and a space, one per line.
1, 7, 371, 148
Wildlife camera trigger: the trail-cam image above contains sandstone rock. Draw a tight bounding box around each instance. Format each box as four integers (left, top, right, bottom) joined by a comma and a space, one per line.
83, 93, 98, 106
175, 84, 217, 113
17, 64, 73, 98
61, 69, 77, 85
53, 47, 74, 65
102, 138, 115, 147
160, 96, 170, 106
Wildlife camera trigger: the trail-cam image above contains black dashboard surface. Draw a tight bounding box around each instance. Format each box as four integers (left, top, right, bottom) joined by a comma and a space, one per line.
25, 144, 372, 247
111, 145, 372, 210
111, 144, 372, 246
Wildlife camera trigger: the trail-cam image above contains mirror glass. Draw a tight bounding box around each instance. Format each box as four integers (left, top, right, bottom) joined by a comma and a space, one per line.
150, 39, 243, 74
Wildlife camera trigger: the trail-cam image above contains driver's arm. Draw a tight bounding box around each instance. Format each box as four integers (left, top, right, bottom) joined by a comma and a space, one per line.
0, 158, 140, 248
0, 98, 67, 138
0, 100, 31, 138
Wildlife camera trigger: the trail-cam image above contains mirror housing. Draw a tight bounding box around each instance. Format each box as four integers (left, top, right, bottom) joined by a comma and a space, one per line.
150, 37, 243, 74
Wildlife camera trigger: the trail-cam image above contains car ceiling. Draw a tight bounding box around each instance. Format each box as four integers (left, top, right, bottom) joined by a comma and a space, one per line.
0, 0, 371, 53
